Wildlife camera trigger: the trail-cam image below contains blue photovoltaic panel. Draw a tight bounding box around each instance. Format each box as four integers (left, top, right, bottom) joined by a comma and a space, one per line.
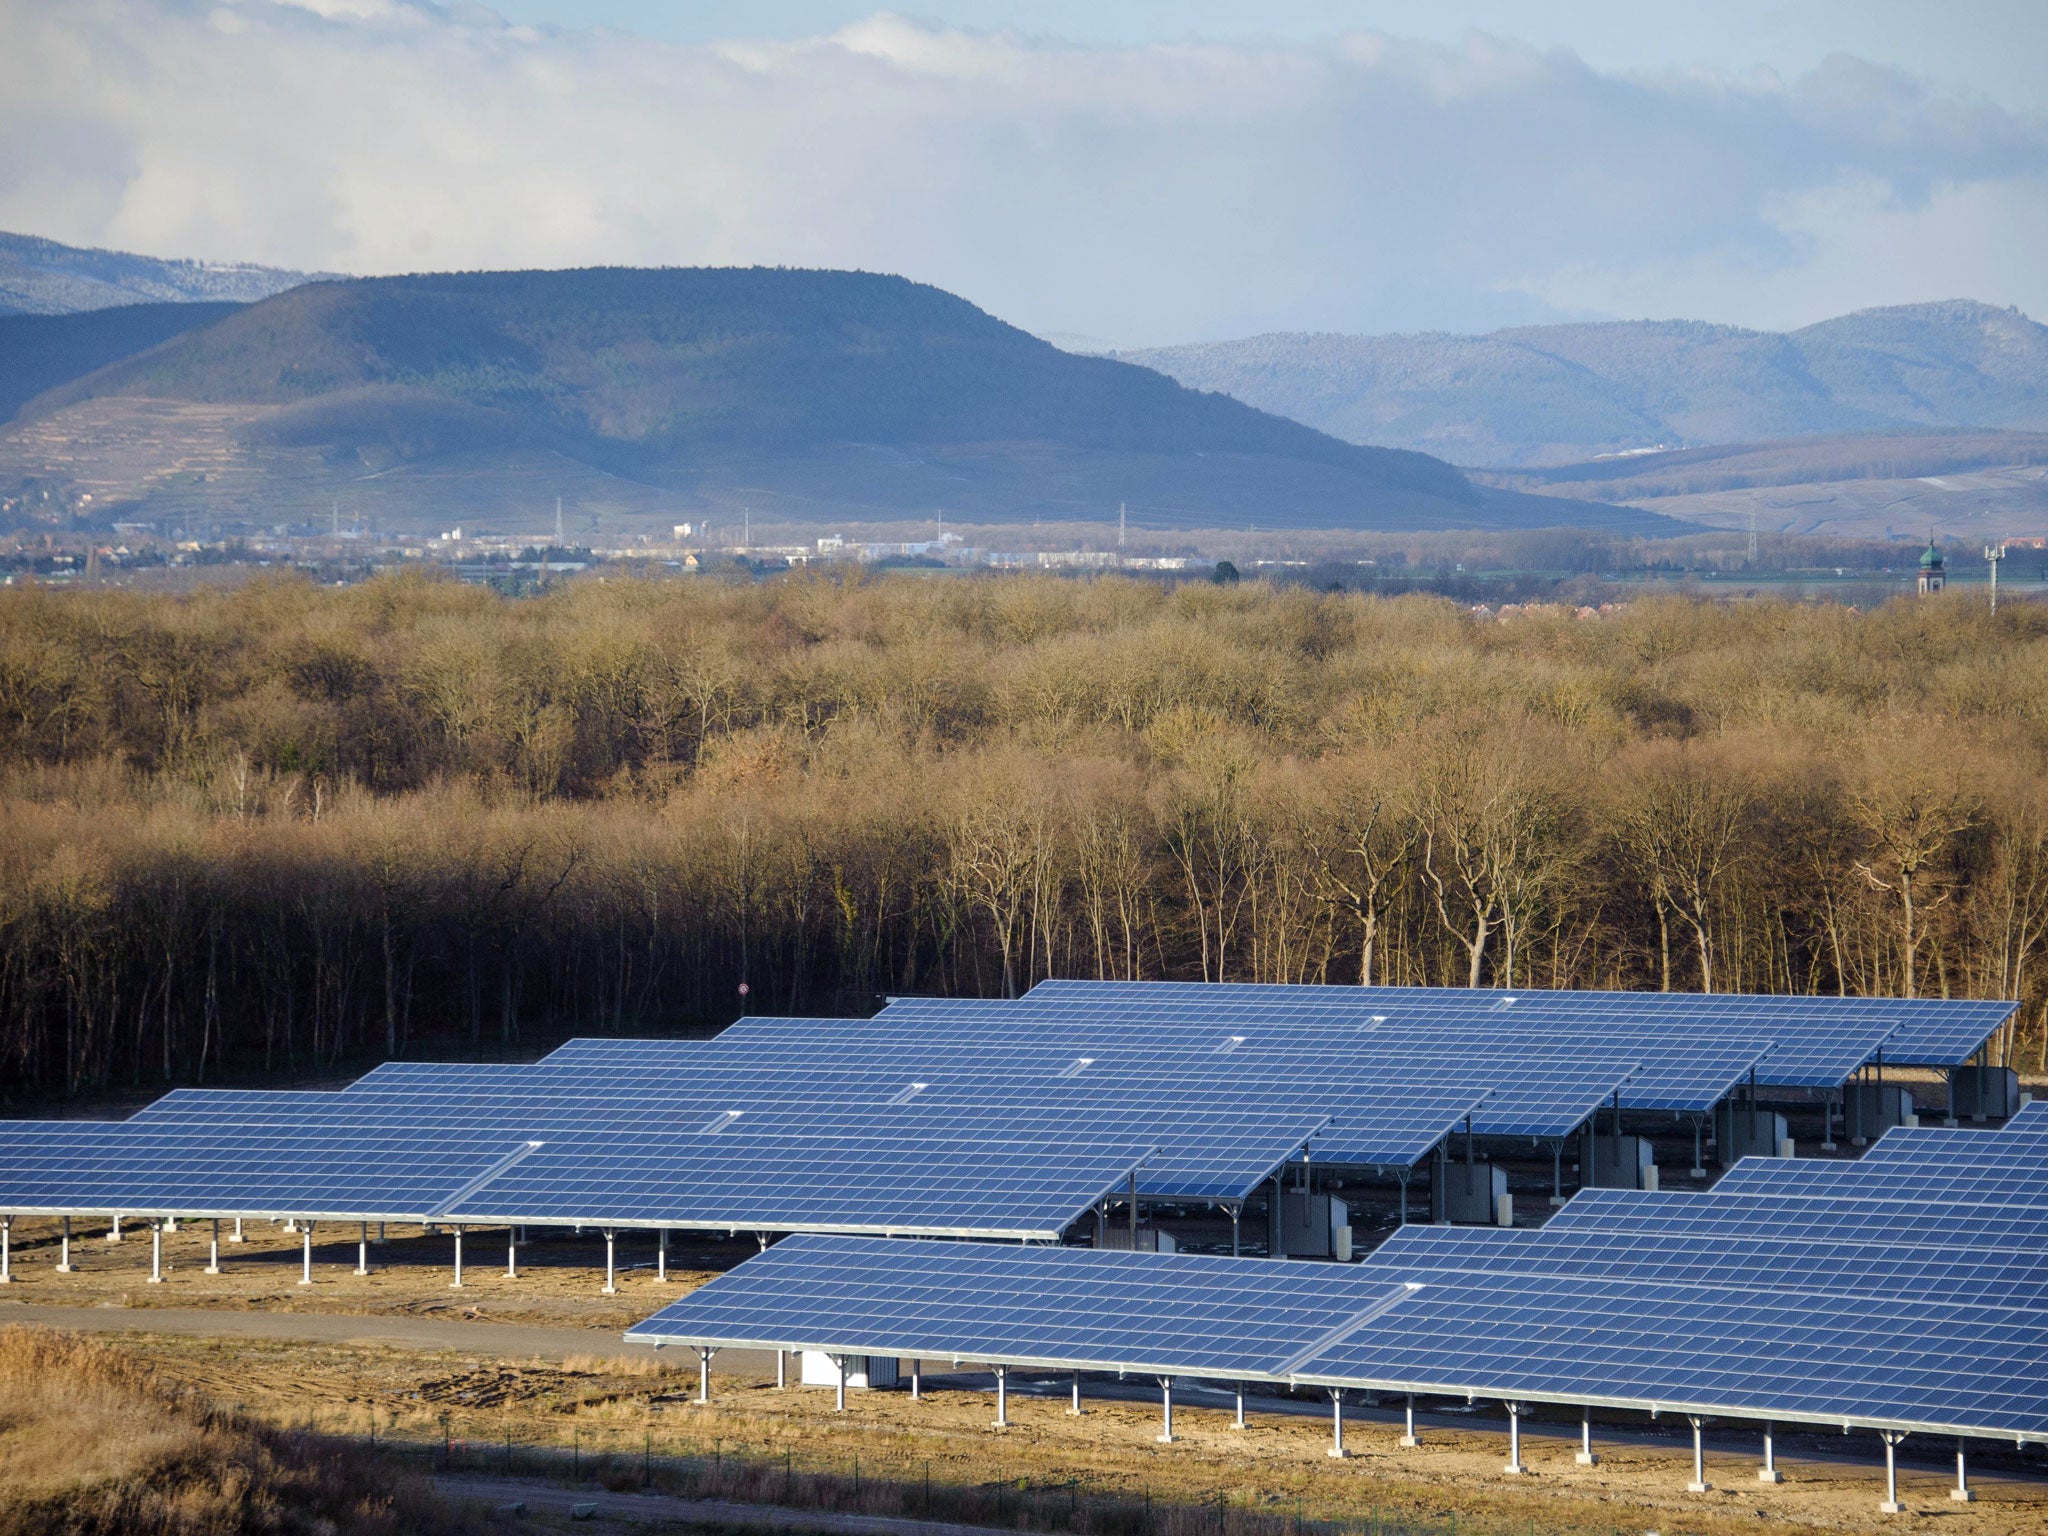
110, 1070, 1349, 1200
944, 979, 2015, 1083
1291, 1270, 2048, 1438
0, 1119, 538, 1220
704, 1015, 1636, 1140
1709, 1159, 2048, 1208
1859, 1124, 2048, 1167
1544, 1188, 2048, 1252
625, 1232, 1412, 1376
442, 1132, 1149, 1238
226, 1039, 1490, 1176
1357, 1216, 2048, 1308
870, 991, 1837, 1096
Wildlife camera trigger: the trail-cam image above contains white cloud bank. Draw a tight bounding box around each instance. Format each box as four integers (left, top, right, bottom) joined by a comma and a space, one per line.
1, 1, 2044, 342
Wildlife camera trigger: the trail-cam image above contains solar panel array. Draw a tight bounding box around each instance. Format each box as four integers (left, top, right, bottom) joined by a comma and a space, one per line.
0, 980, 2018, 1246
629, 1104, 2048, 1442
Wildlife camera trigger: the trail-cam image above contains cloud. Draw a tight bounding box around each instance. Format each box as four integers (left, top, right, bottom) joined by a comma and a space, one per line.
1, 1, 2044, 341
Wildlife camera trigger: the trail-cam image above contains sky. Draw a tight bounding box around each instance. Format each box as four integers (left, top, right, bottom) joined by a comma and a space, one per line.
2, 0, 2045, 346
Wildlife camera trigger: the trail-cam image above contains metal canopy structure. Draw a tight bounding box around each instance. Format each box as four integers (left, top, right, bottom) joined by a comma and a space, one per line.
627, 1109, 2048, 1445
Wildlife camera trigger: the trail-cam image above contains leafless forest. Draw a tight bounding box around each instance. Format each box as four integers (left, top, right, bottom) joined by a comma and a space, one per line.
2, 570, 2044, 1097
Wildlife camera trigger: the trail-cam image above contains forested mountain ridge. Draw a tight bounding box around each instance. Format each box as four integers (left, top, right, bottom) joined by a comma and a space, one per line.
1122, 301, 2048, 467
0, 230, 315, 316
6, 265, 1678, 532
0, 302, 245, 423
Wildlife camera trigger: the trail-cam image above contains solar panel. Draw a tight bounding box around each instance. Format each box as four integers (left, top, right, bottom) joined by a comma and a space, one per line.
624, 1231, 1413, 1377
937, 979, 2016, 1082
871, 991, 1865, 1094
117, 1072, 1361, 1201
625, 1231, 2048, 1440
0, 1120, 539, 1221
701, 1017, 1642, 1138
1859, 1125, 2048, 1167
1359, 1214, 2048, 1308
1543, 1187, 2048, 1251
1709, 1158, 2048, 1208
1291, 1269, 2048, 1438
441, 1131, 1152, 1239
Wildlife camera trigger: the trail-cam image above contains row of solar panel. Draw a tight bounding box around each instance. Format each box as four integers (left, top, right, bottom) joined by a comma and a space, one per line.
624, 1106, 2048, 1440
0, 1116, 1161, 1236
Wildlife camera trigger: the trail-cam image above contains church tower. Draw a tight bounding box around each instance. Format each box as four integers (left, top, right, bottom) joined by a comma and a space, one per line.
1917, 540, 1946, 595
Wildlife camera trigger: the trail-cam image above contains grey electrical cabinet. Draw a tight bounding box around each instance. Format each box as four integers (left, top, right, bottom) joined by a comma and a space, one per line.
1578, 1130, 1659, 1191
1949, 1064, 2021, 1122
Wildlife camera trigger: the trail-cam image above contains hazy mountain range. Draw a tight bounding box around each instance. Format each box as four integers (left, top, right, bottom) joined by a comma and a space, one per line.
2, 250, 1663, 535
0, 231, 318, 317
1120, 303, 2048, 468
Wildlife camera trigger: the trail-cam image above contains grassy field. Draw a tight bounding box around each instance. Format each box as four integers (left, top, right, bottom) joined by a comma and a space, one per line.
47, 1327, 2041, 1536
0, 1326, 471, 1535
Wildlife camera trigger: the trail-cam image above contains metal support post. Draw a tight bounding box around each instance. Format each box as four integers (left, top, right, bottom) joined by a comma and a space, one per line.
1953, 1436, 1974, 1502
1759, 1421, 1782, 1482
1504, 1402, 1525, 1474
1687, 1416, 1711, 1492
1230, 1206, 1241, 1256
1397, 1171, 1409, 1225
371, 1220, 382, 1245
909, 1358, 918, 1399
1400, 1394, 1419, 1448
1577, 1406, 1597, 1465
231, 1216, 245, 1243
206, 1218, 221, 1275
301, 1221, 314, 1285
1069, 1372, 1083, 1416
449, 1226, 463, 1288
992, 1364, 1007, 1428
1326, 1389, 1346, 1458
507, 1228, 517, 1279
1234, 1385, 1246, 1430
776, 1350, 787, 1390
656, 1229, 668, 1282
149, 1218, 164, 1284
836, 1355, 848, 1414
1159, 1377, 1176, 1444
356, 1221, 370, 1276
1691, 1119, 1706, 1180
0, 1217, 10, 1284
1880, 1429, 1907, 1513
698, 1346, 712, 1404
1823, 1092, 1838, 1151
602, 1229, 617, 1294
107, 1214, 122, 1243
1552, 1141, 1566, 1205
56, 1216, 72, 1273
1128, 1169, 1138, 1246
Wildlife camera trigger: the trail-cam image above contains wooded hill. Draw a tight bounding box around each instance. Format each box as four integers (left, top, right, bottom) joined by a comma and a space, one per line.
0, 267, 1675, 534
1124, 301, 2048, 467
1, 572, 2044, 1097
0, 229, 315, 316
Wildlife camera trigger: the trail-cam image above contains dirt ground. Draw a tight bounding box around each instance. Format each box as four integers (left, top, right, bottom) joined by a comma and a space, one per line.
0, 1213, 725, 1330
39, 1321, 2044, 1536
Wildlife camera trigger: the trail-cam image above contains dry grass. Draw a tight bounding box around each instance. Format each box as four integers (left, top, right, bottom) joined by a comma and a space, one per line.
81, 1332, 2048, 1536
0, 1326, 472, 1536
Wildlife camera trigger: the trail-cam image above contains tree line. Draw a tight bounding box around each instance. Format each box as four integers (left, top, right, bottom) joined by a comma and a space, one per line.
2, 569, 2044, 1098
